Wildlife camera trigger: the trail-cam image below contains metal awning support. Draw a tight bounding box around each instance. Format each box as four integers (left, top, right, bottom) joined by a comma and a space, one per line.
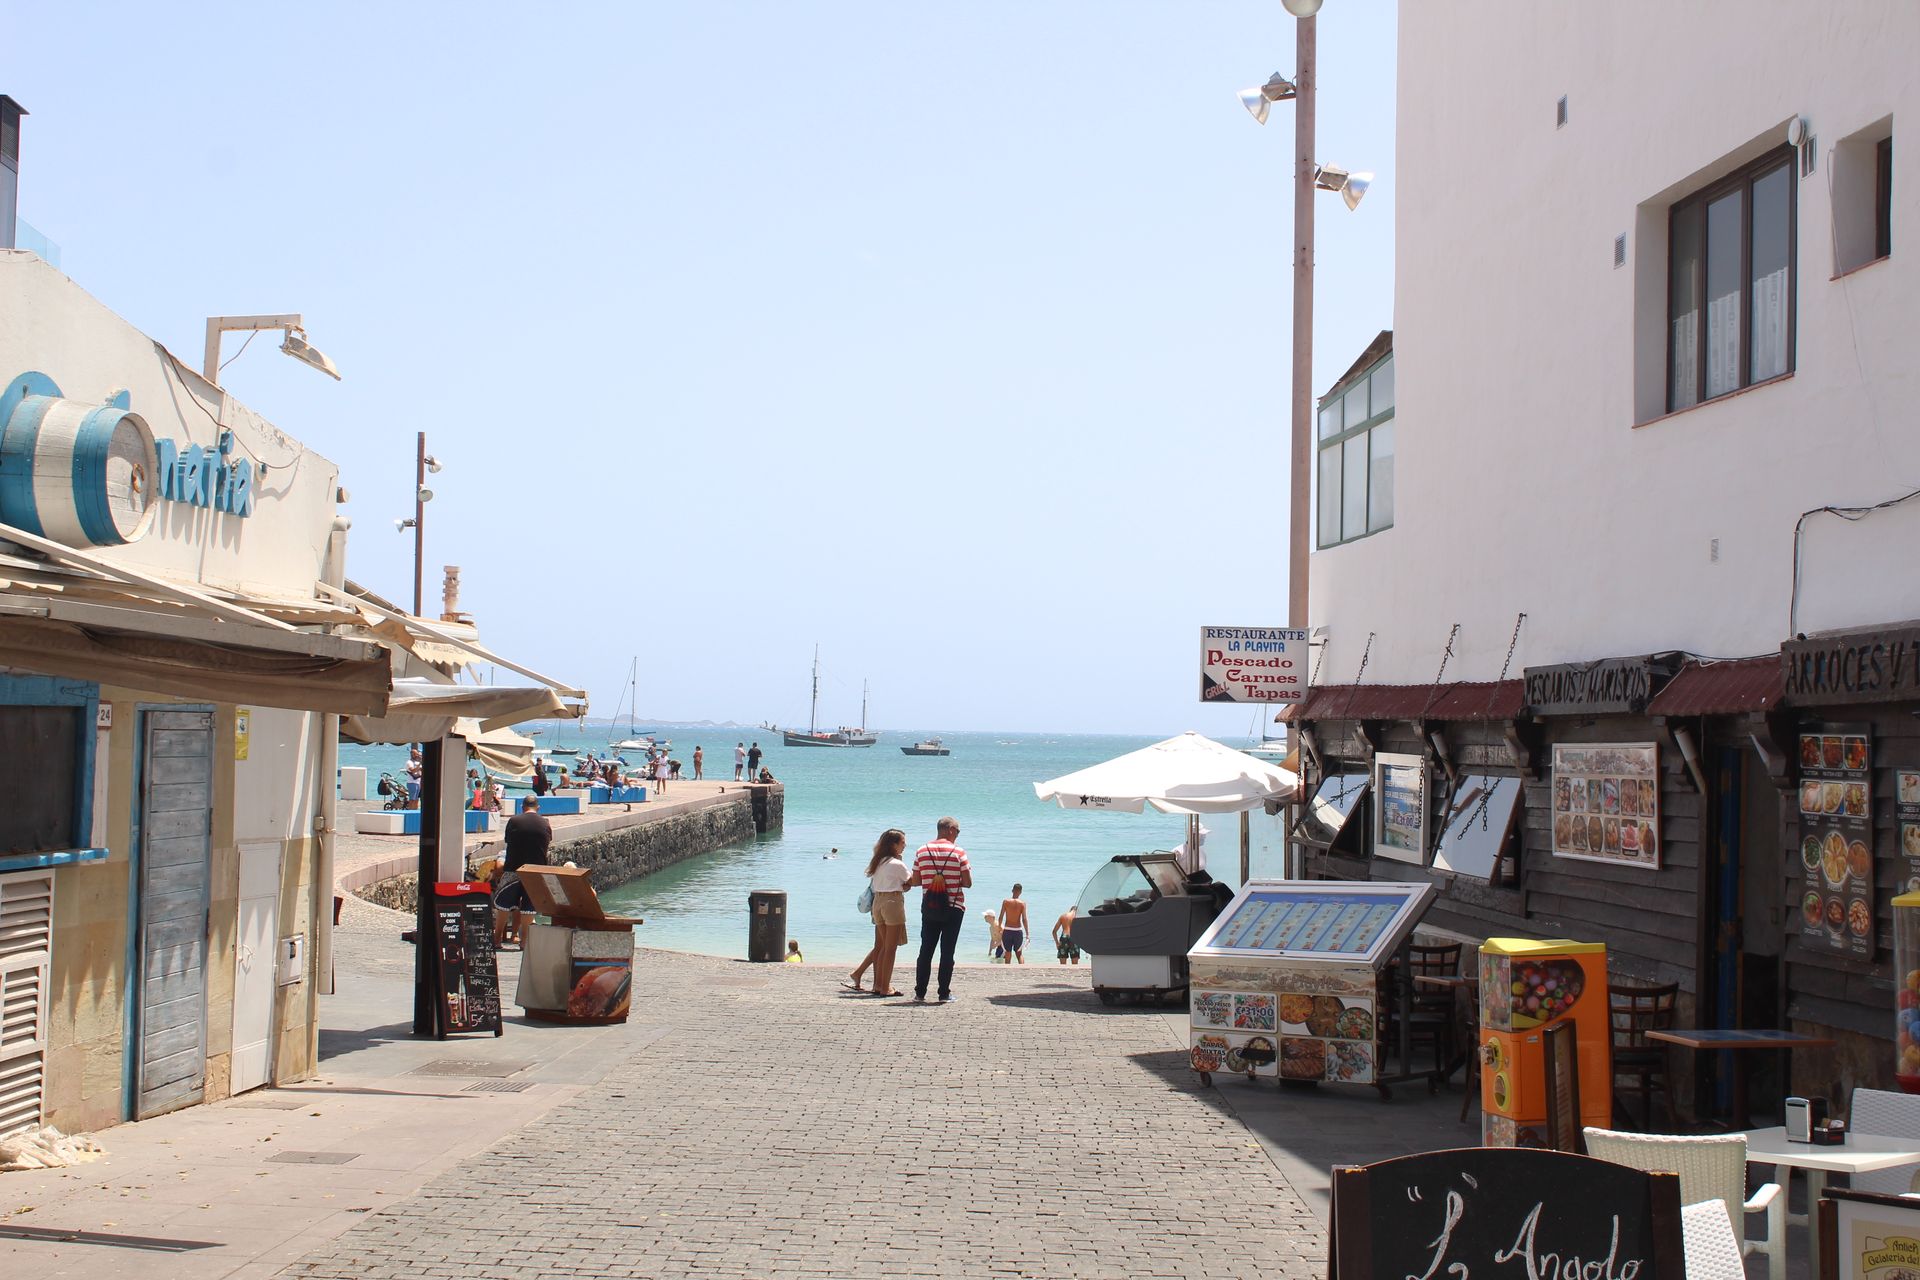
316, 581, 586, 699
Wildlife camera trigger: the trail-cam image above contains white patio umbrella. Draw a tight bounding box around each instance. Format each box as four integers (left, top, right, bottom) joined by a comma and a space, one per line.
1035, 731, 1299, 878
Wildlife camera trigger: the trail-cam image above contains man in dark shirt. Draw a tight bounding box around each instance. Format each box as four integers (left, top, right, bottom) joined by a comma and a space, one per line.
493, 797, 554, 947
747, 742, 764, 778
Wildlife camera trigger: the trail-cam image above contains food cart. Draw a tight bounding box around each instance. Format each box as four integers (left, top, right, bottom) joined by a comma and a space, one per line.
1478, 937, 1612, 1146
1072, 852, 1234, 1004
1188, 880, 1437, 1096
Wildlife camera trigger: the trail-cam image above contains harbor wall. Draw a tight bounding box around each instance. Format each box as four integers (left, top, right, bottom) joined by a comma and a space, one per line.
348, 785, 780, 913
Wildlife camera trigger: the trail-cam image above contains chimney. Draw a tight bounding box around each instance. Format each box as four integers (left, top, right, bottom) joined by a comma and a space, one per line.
0, 97, 23, 252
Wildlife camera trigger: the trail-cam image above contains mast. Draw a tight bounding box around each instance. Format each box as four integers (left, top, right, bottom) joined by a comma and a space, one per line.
628, 656, 638, 736
862, 679, 869, 733
809, 645, 820, 735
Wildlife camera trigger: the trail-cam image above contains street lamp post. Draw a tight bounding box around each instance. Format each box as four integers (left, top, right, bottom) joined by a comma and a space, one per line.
395, 432, 441, 617
1288, 15, 1316, 638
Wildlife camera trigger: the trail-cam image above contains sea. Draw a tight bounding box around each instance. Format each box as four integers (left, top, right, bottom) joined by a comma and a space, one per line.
339, 725, 1291, 965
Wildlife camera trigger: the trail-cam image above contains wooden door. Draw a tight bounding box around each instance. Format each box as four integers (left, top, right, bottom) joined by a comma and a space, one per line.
136, 709, 213, 1119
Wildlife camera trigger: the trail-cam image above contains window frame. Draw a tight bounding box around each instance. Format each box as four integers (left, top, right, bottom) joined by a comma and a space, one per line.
0, 675, 101, 870
1665, 146, 1798, 412
1315, 352, 1396, 550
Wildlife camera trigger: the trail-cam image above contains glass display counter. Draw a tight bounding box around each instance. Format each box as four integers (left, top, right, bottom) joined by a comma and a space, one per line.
1072, 853, 1232, 1004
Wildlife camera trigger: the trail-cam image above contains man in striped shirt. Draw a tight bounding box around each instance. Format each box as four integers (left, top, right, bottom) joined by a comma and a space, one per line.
908, 817, 972, 1003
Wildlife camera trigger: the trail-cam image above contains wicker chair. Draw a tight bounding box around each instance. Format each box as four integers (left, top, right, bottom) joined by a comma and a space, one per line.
1850, 1087, 1920, 1196
1584, 1127, 1784, 1280
1681, 1199, 1749, 1280
1610, 981, 1678, 1129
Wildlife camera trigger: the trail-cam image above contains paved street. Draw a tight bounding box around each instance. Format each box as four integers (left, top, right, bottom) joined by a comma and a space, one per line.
280, 943, 1322, 1280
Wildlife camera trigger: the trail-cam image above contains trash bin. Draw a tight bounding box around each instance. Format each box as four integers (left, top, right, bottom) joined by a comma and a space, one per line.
747, 889, 788, 963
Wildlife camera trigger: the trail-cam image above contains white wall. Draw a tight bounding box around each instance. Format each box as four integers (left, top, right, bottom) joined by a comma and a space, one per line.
1309, 2, 1920, 687
0, 253, 341, 598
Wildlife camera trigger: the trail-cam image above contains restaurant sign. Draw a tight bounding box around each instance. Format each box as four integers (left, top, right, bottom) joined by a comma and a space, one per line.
1523, 655, 1676, 716
1782, 626, 1920, 706
1201, 626, 1307, 705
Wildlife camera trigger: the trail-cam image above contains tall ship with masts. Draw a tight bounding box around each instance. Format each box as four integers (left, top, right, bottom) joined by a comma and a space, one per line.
780, 648, 877, 748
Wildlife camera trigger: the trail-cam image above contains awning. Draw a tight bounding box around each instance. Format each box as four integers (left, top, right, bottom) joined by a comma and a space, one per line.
457, 719, 536, 777
341, 678, 581, 745
0, 595, 390, 715
1646, 656, 1782, 717
1294, 679, 1526, 723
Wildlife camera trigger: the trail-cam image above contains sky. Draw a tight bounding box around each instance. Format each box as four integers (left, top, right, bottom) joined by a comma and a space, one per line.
7, 2, 1398, 735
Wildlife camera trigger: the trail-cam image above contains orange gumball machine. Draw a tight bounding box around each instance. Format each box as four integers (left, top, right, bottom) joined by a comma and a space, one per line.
1480, 938, 1613, 1146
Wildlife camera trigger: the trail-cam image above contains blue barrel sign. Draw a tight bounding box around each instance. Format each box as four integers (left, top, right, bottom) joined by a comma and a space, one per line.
0, 371, 159, 547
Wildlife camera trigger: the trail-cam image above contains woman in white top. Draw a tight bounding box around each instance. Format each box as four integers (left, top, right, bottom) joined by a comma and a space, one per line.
846, 828, 910, 996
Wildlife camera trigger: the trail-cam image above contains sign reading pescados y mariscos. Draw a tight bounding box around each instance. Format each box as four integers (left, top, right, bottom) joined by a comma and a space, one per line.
1200, 627, 1306, 705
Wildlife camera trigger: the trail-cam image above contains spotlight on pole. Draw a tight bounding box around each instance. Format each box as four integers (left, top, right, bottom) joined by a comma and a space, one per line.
1281, 0, 1323, 15
1236, 72, 1298, 126
1313, 164, 1373, 211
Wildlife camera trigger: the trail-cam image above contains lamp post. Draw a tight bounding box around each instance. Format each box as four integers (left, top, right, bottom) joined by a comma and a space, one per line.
395, 432, 442, 616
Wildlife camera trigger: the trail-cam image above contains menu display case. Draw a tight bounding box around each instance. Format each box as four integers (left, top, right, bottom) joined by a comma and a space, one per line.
1188, 880, 1436, 1094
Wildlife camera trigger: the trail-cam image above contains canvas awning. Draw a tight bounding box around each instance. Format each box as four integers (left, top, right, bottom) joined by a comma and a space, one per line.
340, 678, 581, 745
457, 719, 537, 777
1033, 731, 1299, 816
0, 592, 390, 715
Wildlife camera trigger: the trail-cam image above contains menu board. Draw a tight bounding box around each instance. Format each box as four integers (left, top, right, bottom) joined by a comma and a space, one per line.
1373, 753, 1428, 866
1550, 743, 1660, 869
1798, 724, 1873, 959
431, 881, 503, 1037
1194, 883, 1429, 966
1898, 770, 1920, 893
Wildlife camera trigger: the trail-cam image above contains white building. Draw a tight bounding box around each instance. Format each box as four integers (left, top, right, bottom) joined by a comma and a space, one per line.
1294, 2, 1914, 1121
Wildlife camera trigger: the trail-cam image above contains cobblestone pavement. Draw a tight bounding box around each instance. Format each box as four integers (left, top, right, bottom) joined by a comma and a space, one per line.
279, 949, 1323, 1280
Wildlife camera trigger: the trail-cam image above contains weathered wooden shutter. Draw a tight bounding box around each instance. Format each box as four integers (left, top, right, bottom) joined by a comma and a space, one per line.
0, 871, 54, 1138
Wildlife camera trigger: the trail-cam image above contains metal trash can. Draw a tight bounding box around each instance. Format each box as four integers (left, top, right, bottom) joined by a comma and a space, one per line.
747, 889, 788, 963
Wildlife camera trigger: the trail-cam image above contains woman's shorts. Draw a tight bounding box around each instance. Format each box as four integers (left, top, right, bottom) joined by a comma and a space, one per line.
871, 890, 908, 945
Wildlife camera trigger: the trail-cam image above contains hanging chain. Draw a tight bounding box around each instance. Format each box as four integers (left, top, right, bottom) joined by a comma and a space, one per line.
1338, 631, 1375, 720
1418, 623, 1461, 720
1449, 612, 1530, 843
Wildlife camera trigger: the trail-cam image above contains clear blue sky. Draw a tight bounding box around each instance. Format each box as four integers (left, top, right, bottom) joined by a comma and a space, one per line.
8, 2, 1396, 735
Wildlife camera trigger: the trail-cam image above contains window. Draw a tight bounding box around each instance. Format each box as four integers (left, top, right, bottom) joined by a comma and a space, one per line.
0, 676, 98, 861
1878, 137, 1893, 261
1316, 352, 1395, 547
1667, 148, 1795, 412
1432, 775, 1524, 882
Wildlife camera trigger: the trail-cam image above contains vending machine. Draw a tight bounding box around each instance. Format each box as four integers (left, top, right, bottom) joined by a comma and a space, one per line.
1894, 891, 1920, 1092
1480, 937, 1612, 1147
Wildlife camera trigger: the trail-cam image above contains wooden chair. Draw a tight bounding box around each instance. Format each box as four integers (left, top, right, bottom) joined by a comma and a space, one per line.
1409, 942, 1463, 1078
1610, 981, 1678, 1130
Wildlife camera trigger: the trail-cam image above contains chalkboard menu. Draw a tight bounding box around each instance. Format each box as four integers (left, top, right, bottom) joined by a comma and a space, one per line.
431, 881, 503, 1037
1330, 1147, 1683, 1280
1797, 723, 1874, 959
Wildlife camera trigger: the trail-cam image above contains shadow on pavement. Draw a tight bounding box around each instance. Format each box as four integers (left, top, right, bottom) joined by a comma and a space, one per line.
319, 1021, 419, 1060
985, 988, 1163, 1012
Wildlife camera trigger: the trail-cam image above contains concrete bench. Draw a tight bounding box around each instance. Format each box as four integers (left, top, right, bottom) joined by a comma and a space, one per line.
355, 809, 420, 836
519, 795, 583, 816
589, 785, 647, 805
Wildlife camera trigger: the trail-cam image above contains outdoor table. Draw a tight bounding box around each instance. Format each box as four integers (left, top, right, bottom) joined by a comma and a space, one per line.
1646, 1028, 1833, 1127
1740, 1125, 1920, 1280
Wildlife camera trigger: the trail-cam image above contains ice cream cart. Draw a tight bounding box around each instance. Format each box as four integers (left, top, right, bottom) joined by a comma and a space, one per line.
1073, 852, 1233, 1004
1479, 937, 1612, 1147
1188, 880, 1437, 1096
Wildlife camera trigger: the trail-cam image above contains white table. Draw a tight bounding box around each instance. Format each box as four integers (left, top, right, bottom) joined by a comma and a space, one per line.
1740, 1126, 1920, 1280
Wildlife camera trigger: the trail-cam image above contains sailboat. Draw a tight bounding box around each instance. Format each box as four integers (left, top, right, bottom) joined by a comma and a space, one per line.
607, 658, 668, 753
779, 648, 876, 748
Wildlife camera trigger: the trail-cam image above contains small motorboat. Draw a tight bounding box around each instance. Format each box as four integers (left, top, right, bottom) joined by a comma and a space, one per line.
548, 747, 578, 757
901, 738, 950, 757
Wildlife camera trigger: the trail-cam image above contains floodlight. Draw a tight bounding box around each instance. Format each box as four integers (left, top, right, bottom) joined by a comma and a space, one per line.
1313, 165, 1373, 210
1237, 72, 1298, 125
1282, 0, 1323, 16
280, 329, 342, 380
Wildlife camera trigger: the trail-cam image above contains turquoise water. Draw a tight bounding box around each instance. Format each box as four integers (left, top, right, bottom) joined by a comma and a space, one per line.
340, 726, 1289, 964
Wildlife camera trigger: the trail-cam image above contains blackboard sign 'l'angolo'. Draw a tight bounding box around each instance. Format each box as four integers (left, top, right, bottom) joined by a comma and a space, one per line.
1329, 1147, 1683, 1280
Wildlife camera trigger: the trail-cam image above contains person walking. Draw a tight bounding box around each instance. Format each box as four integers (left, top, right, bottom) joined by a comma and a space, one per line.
1053, 906, 1080, 965
908, 817, 971, 1003
693, 745, 704, 780
998, 884, 1030, 964
747, 742, 763, 778
734, 742, 746, 780
846, 828, 909, 996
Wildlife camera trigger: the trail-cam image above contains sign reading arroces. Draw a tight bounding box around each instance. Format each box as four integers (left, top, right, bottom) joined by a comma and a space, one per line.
1201, 627, 1307, 704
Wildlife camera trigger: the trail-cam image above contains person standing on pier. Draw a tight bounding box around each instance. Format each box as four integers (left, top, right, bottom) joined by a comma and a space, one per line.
693, 745, 704, 780
908, 817, 971, 1003
747, 742, 763, 778
734, 742, 746, 780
